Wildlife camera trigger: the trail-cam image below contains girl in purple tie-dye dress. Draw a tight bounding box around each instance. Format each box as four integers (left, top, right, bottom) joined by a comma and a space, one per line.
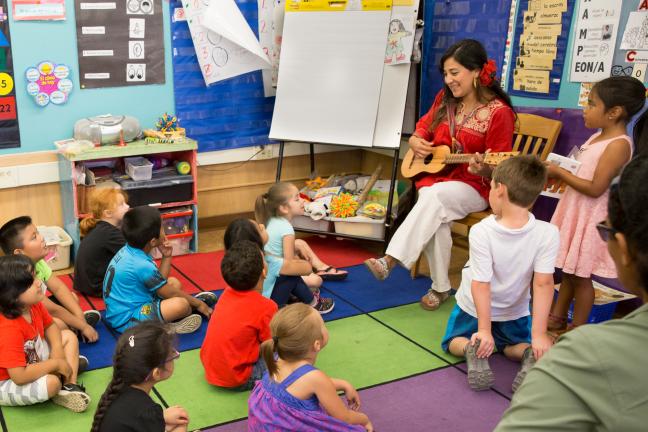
248, 304, 372, 432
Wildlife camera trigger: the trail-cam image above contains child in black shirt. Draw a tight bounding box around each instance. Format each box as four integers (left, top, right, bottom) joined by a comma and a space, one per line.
91, 322, 189, 432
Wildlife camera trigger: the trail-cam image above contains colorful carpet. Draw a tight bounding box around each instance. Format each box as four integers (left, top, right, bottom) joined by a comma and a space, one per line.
0, 238, 515, 432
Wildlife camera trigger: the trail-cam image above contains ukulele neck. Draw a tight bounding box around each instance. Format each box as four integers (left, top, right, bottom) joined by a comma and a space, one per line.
442, 153, 477, 164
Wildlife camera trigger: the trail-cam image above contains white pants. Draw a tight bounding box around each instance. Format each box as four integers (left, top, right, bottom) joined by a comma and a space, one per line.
386, 181, 487, 292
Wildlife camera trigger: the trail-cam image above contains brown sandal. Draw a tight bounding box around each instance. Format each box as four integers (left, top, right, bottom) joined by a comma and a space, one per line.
420, 289, 449, 311
364, 257, 391, 281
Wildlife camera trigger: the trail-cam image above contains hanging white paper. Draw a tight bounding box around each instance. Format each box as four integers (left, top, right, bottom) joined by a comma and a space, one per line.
183, 0, 270, 86
384, 12, 414, 65
257, 0, 275, 96
620, 11, 648, 50
569, 0, 622, 82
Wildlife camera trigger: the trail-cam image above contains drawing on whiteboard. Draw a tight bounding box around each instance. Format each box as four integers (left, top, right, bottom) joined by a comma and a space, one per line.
385, 19, 411, 64
129, 41, 145, 59
129, 18, 145, 38
126, 63, 146, 81
621, 11, 648, 50
127, 0, 154, 15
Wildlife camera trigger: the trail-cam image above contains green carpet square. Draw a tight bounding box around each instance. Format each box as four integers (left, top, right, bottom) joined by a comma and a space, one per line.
2, 367, 113, 432
155, 314, 447, 430
370, 298, 463, 363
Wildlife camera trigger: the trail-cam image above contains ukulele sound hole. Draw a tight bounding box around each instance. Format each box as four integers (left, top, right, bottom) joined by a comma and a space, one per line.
423, 154, 433, 165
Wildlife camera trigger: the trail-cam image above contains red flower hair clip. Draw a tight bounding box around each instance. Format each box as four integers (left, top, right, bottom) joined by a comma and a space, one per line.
479, 59, 497, 87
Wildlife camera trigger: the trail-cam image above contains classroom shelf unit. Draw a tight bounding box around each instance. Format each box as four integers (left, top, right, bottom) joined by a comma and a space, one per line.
57, 139, 199, 260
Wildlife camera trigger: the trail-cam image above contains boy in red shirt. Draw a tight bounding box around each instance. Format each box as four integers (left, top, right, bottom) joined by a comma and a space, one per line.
0, 255, 90, 412
201, 240, 278, 390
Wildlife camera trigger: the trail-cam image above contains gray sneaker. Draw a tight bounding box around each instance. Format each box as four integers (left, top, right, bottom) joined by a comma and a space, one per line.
194, 291, 218, 309
168, 314, 202, 334
464, 341, 495, 391
78, 355, 89, 375
512, 346, 536, 393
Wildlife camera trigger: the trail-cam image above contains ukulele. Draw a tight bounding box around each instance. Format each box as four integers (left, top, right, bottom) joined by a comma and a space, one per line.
400, 145, 519, 178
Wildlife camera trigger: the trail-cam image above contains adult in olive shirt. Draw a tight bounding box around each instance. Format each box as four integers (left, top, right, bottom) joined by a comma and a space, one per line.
495, 155, 648, 431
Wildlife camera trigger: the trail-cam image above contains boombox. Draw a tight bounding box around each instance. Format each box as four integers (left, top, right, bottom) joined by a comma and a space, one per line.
74, 115, 142, 145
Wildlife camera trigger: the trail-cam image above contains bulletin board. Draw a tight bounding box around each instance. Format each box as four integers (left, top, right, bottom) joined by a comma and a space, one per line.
169, 0, 275, 153
0, 0, 20, 149
507, 0, 574, 100
0, 1, 175, 156
74, 0, 166, 89
609, 1, 648, 84
420, 0, 512, 116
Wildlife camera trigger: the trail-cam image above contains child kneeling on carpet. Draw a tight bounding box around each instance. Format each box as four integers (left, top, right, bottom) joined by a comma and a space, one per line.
0, 255, 90, 413
0, 216, 100, 343
248, 303, 372, 432
75, 187, 129, 298
201, 240, 277, 390
442, 156, 559, 392
103, 206, 216, 334
91, 321, 190, 432
255, 182, 336, 313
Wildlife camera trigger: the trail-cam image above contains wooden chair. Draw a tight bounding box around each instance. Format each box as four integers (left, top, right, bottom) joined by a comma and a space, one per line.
411, 113, 563, 278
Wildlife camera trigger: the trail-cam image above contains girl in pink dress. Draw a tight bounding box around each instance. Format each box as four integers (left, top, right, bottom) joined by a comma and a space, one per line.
547, 77, 646, 330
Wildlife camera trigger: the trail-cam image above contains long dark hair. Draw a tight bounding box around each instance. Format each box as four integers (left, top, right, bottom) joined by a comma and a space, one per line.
608, 154, 648, 292
0, 255, 35, 319
91, 322, 175, 432
223, 218, 264, 250
430, 39, 515, 132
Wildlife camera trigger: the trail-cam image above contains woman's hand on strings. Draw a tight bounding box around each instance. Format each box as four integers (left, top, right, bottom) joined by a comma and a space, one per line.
469, 150, 493, 177
409, 135, 435, 159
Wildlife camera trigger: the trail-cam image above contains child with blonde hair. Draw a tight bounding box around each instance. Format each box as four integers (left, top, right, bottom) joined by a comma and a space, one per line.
547, 76, 645, 331
255, 182, 335, 313
248, 303, 372, 431
75, 187, 129, 297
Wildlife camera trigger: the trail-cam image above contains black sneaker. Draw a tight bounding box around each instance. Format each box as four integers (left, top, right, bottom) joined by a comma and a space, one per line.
464, 340, 495, 391
78, 355, 89, 375
512, 346, 536, 393
194, 291, 218, 309
52, 383, 91, 413
83, 310, 101, 328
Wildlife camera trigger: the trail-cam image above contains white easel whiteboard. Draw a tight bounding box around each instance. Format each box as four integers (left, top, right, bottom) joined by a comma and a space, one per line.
270, 10, 390, 147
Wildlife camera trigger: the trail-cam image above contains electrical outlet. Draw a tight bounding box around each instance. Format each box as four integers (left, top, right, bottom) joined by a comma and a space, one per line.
0, 166, 18, 189
254, 145, 274, 160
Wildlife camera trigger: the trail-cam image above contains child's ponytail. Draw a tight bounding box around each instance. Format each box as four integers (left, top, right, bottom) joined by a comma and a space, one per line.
91, 322, 174, 431
262, 303, 324, 378
90, 370, 125, 432
260, 337, 279, 377
254, 182, 295, 225
79, 216, 98, 238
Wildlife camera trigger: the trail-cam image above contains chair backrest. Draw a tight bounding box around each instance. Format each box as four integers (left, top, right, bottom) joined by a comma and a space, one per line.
512, 113, 563, 161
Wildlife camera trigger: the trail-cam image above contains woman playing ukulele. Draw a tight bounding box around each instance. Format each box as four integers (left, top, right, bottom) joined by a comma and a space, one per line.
365, 39, 515, 311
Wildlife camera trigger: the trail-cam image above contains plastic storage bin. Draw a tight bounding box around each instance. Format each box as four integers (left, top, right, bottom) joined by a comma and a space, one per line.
329, 216, 385, 240
161, 207, 193, 235
555, 282, 636, 324
37, 226, 73, 271
115, 167, 193, 207
292, 215, 332, 232
150, 232, 193, 259
124, 157, 153, 181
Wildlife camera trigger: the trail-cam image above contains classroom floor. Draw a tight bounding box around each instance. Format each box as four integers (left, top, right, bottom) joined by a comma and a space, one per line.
2, 229, 518, 432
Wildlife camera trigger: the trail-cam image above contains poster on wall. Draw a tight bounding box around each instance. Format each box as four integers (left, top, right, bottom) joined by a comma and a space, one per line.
75, 0, 165, 89
613, 2, 648, 86
25, 62, 73, 106
507, 0, 574, 99
569, 0, 622, 82
0, 1, 20, 149
12, 0, 66, 21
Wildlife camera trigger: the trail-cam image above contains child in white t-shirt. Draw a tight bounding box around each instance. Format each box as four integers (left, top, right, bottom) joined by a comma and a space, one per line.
442, 155, 559, 393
